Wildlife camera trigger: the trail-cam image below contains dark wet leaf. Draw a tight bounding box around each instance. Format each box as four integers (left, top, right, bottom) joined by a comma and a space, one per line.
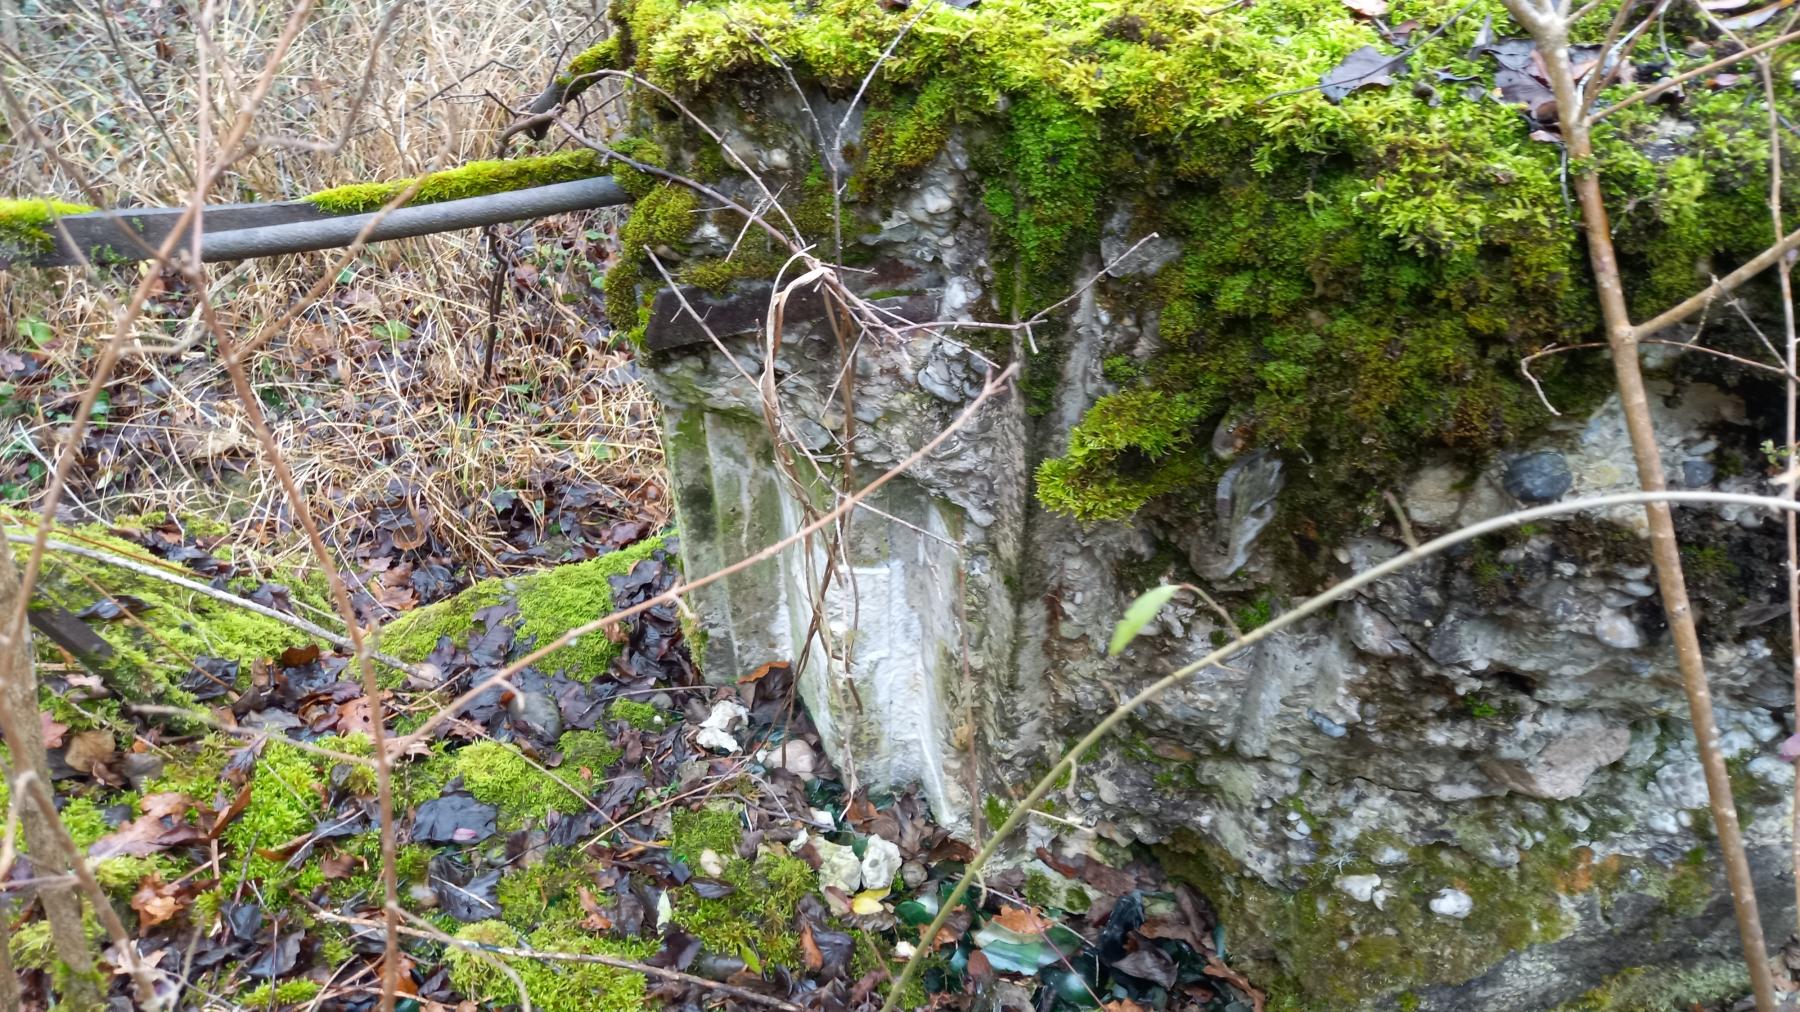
650, 925, 703, 970
689, 879, 737, 899
244, 931, 302, 979
430, 857, 502, 922
1112, 944, 1178, 989
411, 793, 497, 844
180, 656, 238, 701
75, 595, 154, 621
1319, 45, 1404, 103
248, 582, 297, 615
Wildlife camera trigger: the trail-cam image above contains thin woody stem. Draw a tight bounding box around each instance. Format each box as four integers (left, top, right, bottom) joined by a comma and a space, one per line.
1530, 2, 1778, 1003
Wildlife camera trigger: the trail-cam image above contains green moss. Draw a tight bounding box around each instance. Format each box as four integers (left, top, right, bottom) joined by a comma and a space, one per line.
669, 804, 744, 865
235, 980, 323, 1007
0, 197, 95, 257
9, 517, 321, 706
303, 150, 608, 214
1553, 960, 1748, 1011
606, 698, 667, 730
447, 920, 654, 1012
673, 847, 818, 969
381, 535, 667, 678
559, 728, 624, 774
221, 738, 326, 899
677, 250, 788, 292
595, 0, 1784, 536
454, 741, 588, 826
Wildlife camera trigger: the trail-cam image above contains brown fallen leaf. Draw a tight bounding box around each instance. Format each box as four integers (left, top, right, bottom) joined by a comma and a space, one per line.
578, 886, 614, 931
1204, 954, 1267, 1012
991, 903, 1054, 936
91, 793, 203, 860
320, 850, 360, 880
40, 712, 68, 749
63, 729, 115, 774
801, 922, 825, 972
130, 873, 189, 928
335, 694, 380, 738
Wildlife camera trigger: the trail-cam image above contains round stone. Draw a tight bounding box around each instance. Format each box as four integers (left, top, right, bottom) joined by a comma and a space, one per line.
1503, 451, 1573, 503
1430, 888, 1474, 919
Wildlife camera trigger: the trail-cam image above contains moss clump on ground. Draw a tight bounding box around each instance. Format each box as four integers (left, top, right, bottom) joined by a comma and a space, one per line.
303, 149, 608, 214
607, 697, 667, 729
0, 197, 95, 256
380, 534, 667, 678
600, 0, 1786, 536
559, 728, 624, 774
667, 803, 818, 969
452, 741, 589, 826
235, 980, 323, 1007
8, 517, 325, 706
448, 920, 655, 1012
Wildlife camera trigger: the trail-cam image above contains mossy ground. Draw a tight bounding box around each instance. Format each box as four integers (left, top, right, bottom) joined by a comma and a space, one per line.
585, 0, 1792, 537
6, 512, 327, 710
380, 534, 667, 678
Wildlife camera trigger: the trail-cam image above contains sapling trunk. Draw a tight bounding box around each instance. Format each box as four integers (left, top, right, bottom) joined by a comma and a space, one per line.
1504, 2, 1778, 1005
0, 546, 104, 1011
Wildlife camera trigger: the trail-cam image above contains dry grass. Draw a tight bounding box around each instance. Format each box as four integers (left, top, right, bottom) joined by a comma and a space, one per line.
0, 1, 665, 584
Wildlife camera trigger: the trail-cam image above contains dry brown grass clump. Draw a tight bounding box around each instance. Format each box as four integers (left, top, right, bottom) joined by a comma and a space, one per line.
0, 2, 665, 602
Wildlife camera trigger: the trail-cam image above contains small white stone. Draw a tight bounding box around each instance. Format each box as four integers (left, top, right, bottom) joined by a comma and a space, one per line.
1593, 611, 1643, 650
814, 839, 862, 895
695, 700, 750, 753
860, 834, 903, 890
1372, 846, 1409, 867
699, 848, 726, 877
1430, 888, 1474, 919
1335, 874, 1382, 903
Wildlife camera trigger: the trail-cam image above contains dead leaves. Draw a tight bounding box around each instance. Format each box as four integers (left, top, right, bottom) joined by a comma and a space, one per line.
129, 872, 193, 929
89, 792, 205, 860
1319, 45, 1405, 102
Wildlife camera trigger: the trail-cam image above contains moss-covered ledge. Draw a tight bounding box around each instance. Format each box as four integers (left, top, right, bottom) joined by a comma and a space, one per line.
578, 0, 1792, 536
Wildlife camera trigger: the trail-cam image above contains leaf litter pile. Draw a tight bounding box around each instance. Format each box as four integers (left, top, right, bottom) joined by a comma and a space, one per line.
12, 523, 1250, 1011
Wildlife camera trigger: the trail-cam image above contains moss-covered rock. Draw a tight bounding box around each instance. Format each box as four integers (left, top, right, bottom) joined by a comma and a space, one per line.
379, 535, 668, 679
582, 0, 1788, 532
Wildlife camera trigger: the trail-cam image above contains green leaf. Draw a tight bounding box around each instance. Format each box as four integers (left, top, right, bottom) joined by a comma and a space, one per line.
1109, 583, 1183, 656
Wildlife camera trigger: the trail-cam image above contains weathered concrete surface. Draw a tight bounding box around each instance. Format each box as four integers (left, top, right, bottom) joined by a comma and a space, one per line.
633, 89, 1796, 1011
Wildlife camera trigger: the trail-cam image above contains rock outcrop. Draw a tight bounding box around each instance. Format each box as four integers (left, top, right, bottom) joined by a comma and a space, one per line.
592, 1, 1800, 1006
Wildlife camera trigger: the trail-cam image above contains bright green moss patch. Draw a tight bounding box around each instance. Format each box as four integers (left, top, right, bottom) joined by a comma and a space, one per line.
236, 980, 323, 1007
381, 535, 667, 678
669, 804, 744, 865
303, 150, 608, 214
607, 697, 666, 729
8, 517, 321, 706
0, 197, 95, 256
448, 920, 655, 1012
601, 0, 1787, 534
453, 741, 587, 826
559, 728, 624, 773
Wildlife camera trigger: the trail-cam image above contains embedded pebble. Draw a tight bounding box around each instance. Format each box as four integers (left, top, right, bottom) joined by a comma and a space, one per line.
1373, 846, 1409, 866
814, 839, 862, 894
1593, 612, 1643, 650
1503, 451, 1573, 503
861, 834, 903, 889
1430, 888, 1474, 919
1335, 874, 1382, 903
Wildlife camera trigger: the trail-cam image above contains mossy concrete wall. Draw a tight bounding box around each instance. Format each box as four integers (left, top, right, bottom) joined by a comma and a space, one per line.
604, 1, 1800, 1007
